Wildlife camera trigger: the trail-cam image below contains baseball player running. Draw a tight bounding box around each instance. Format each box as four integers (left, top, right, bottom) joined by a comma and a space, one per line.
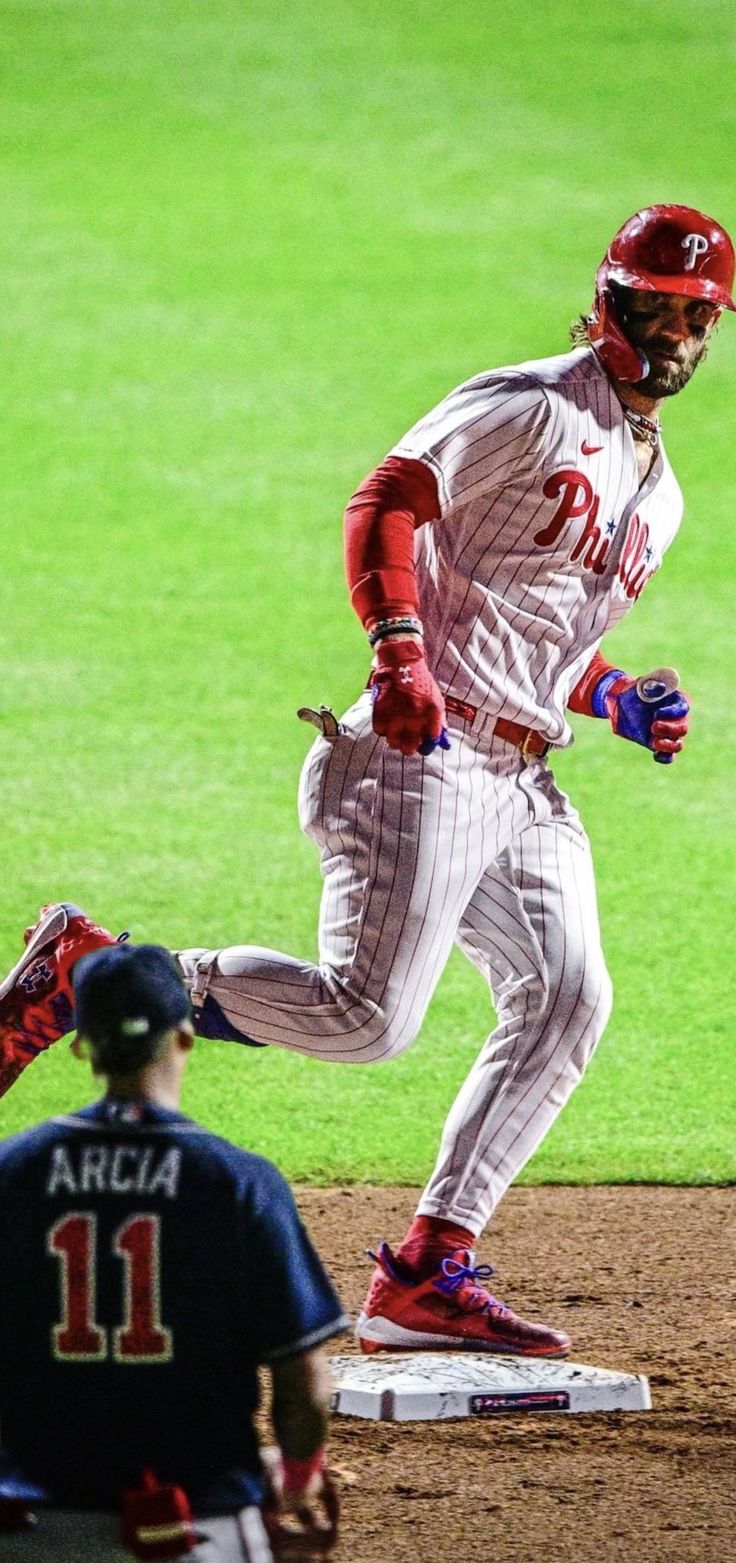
0, 205, 731, 1360
0, 942, 346, 1561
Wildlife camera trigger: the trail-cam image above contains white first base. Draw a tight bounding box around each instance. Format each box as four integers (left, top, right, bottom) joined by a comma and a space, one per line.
330, 1353, 651, 1420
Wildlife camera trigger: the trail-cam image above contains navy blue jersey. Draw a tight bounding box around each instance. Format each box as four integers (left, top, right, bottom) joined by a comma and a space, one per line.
0, 1101, 347, 1513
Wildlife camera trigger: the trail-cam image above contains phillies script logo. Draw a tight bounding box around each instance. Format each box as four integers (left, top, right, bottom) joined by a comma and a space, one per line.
534, 469, 653, 597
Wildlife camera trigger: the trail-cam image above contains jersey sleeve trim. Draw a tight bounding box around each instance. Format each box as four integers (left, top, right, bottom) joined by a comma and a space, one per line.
259, 1312, 350, 1363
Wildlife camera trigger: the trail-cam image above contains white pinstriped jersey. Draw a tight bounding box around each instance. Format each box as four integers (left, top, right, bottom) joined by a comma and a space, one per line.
391, 345, 683, 744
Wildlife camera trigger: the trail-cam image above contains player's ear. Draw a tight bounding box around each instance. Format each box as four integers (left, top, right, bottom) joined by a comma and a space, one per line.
176, 1019, 195, 1054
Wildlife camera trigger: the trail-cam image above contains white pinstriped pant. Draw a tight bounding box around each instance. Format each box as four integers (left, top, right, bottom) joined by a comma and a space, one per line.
179, 694, 612, 1233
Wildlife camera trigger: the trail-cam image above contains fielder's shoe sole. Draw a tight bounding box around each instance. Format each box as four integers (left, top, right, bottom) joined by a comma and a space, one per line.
0, 902, 125, 1099
0, 903, 73, 1004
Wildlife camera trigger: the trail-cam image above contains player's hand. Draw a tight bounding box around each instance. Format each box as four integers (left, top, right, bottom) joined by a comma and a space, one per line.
369, 639, 451, 757
265, 1469, 340, 1558
604, 671, 690, 764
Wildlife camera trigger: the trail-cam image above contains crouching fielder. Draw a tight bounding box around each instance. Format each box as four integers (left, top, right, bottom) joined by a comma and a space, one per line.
0, 944, 346, 1560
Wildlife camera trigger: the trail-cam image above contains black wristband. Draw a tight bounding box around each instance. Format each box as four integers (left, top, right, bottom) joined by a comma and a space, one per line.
368, 616, 423, 647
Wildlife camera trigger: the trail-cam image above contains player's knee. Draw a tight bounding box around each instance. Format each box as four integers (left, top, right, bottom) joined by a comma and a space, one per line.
352, 1002, 420, 1062
496, 966, 550, 1030
314, 976, 421, 1062
550, 964, 612, 1091
566, 960, 612, 1066
582, 959, 613, 1039
549, 948, 612, 1033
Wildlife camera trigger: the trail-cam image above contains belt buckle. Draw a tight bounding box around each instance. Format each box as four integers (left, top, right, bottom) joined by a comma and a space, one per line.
521, 731, 549, 762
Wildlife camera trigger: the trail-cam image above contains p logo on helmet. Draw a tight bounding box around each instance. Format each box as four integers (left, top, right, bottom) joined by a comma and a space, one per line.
681, 232, 709, 270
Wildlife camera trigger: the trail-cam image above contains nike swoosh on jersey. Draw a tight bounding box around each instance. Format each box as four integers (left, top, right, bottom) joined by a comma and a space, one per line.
581, 440, 604, 455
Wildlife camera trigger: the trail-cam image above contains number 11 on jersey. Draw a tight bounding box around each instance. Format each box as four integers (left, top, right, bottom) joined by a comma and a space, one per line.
48, 1212, 173, 1363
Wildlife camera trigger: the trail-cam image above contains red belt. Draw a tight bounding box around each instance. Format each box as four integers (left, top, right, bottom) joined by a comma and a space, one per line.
366, 678, 550, 758
444, 695, 550, 758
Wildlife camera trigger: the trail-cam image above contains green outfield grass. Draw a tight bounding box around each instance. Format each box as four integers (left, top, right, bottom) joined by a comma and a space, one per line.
1, 0, 734, 1183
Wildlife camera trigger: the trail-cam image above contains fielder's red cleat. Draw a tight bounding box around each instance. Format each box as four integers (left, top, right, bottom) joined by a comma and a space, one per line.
0, 903, 126, 1100
356, 1243, 571, 1358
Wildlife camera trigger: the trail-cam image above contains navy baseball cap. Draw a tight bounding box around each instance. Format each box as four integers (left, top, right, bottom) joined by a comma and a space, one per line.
72, 943, 191, 1048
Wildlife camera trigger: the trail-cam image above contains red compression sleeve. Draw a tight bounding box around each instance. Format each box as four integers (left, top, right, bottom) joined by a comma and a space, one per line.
344, 455, 440, 632
568, 650, 617, 716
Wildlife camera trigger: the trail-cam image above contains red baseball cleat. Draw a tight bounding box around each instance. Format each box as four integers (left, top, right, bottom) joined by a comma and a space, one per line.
356, 1243, 571, 1358
0, 903, 126, 1100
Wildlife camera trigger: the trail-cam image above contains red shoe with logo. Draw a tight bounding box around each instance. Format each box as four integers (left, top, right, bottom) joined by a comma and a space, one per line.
0, 903, 127, 1100
356, 1243, 571, 1357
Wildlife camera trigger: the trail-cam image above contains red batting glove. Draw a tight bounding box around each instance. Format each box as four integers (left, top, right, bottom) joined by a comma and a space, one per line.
369, 640, 447, 757
648, 692, 690, 760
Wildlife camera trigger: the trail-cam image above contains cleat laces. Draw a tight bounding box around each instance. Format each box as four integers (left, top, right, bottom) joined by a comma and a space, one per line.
435, 1256, 512, 1318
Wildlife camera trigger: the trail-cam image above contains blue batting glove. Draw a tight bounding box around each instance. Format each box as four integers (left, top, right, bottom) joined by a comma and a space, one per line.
593, 670, 690, 764
418, 727, 452, 757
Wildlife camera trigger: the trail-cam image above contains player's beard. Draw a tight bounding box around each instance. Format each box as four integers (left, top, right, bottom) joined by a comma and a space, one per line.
628, 325, 709, 393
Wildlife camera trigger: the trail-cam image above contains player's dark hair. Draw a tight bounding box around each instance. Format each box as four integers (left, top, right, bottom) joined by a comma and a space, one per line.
570, 287, 631, 348
572, 281, 632, 347
569, 313, 591, 347
72, 944, 191, 1075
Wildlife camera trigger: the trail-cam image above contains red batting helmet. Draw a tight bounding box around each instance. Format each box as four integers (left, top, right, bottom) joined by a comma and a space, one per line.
588, 204, 736, 382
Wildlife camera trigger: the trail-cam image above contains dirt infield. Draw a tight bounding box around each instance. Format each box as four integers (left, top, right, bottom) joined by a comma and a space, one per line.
293, 1186, 735, 1563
